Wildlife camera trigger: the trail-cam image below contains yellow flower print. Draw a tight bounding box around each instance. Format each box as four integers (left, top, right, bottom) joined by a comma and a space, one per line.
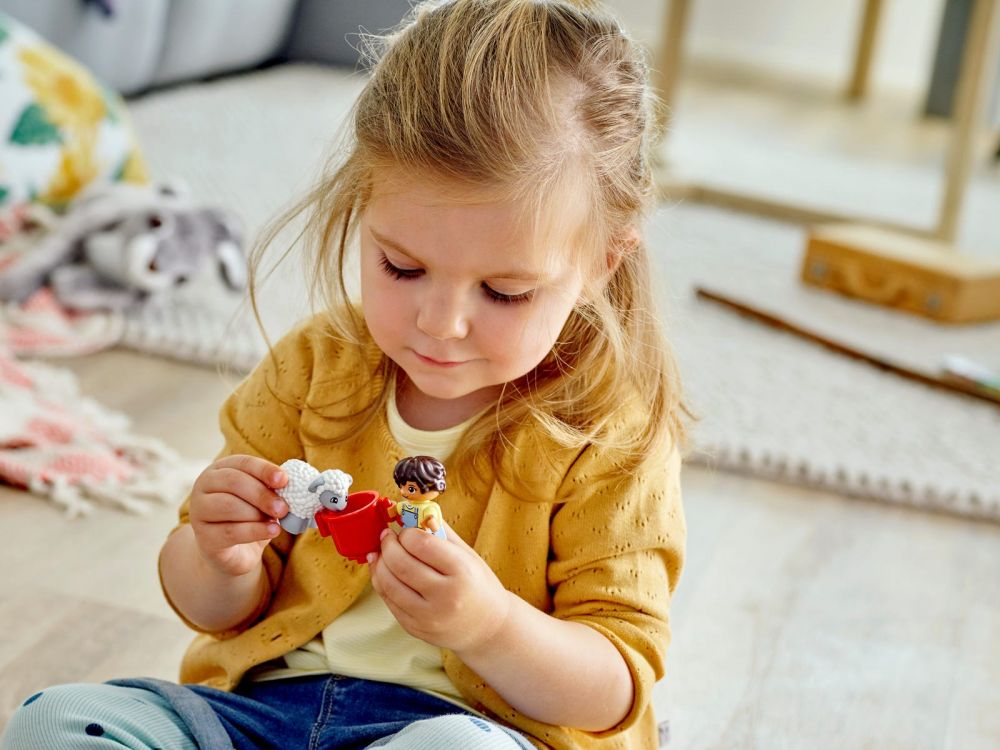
18, 44, 106, 130
39, 135, 99, 207
119, 149, 149, 185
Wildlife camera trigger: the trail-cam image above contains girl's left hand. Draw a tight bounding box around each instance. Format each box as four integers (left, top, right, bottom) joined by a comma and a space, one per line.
367, 523, 513, 653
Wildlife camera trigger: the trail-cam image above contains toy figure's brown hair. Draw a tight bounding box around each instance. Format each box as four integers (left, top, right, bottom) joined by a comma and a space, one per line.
250, 0, 688, 485
393, 456, 448, 494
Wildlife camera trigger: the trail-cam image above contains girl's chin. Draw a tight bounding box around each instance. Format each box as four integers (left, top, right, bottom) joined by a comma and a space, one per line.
405, 377, 477, 402
401, 370, 501, 405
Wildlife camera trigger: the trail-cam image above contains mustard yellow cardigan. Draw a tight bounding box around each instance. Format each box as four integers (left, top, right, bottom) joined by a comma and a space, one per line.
162, 314, 685, 750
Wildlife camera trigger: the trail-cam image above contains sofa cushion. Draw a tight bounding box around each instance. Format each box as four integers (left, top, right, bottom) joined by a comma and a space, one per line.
0, 11, 148, 235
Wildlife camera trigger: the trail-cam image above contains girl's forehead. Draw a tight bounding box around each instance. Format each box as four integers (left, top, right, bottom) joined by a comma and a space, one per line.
366, 169, 591, 276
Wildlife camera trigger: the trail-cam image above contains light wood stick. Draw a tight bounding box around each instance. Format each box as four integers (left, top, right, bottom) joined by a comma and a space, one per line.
694, 286, 1000, 408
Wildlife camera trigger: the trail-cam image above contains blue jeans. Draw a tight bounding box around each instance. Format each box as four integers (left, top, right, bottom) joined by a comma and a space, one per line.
2, 675, 535, 749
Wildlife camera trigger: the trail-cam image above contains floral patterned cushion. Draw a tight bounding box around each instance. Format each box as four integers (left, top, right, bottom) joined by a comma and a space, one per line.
0, 11, 147, 238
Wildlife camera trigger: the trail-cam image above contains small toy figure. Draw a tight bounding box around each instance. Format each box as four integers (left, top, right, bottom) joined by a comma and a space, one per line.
276, 459, 353, 535
387, 455, 447, 539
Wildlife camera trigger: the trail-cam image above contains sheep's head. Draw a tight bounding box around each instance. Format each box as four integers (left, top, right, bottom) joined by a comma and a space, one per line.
277, 459, 353, 521
312, 468, 353, 512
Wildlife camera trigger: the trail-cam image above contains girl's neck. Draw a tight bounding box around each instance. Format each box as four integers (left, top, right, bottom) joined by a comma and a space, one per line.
394, 375, 500, 431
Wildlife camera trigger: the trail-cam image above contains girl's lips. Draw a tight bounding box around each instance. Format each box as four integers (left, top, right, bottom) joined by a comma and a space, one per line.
414, 351, 465, 368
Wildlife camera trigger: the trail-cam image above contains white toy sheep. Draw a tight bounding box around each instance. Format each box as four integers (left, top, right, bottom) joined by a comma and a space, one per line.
276, 459, 353, 534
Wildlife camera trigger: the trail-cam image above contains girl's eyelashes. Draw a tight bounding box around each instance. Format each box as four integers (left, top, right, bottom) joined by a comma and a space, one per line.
377, 253, 422, 280
482, 283, 534, 305
378, 251, 534, 305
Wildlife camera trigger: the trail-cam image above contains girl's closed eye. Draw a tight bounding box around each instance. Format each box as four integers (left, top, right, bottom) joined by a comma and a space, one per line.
379, 250, 534, 305
482, 284, 533, 305
378, 252, 422, 280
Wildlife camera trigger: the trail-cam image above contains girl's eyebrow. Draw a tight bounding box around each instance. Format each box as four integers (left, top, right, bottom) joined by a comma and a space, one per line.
368, 226, 548, 282
369, 227, 421, 262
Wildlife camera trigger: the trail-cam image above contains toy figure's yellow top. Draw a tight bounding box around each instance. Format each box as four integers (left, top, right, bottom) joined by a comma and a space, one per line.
162, 313, 685, 750
395, 499, 442, 530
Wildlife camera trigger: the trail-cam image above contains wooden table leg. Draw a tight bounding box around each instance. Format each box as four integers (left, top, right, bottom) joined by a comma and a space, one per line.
846, 0, 884, 100
651, 0, 693, 146
937, 0, 1000, 242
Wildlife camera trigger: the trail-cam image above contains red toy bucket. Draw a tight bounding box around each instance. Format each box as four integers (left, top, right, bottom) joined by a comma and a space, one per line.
315, 490, 393, 563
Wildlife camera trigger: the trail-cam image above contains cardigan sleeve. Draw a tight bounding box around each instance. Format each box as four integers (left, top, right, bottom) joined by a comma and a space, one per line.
546, 442, 685, 737
161, 318, 321, 635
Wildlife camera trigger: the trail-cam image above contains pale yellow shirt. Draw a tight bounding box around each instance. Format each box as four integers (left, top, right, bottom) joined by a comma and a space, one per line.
253, 380, 480, 710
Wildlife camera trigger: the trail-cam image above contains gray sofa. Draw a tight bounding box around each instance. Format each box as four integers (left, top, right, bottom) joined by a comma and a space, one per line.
0, 0, 409, 95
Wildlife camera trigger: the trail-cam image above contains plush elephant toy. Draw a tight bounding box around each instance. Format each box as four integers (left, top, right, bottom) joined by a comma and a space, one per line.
0, 181, 246, 311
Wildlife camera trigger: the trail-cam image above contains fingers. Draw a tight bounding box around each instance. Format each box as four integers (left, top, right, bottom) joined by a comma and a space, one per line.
193, 455, 288, 521
197, 468, 285, 519
379, 529, 450, 589
438, 521, 474, 552
370, 540, 426, 617
215, 454, 287, 489
394, 525, 469, 577
195, 519, 280, 554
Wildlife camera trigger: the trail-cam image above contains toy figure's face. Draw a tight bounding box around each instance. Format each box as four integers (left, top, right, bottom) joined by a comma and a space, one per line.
360, 167, 585, 414
398, 481, 439, 503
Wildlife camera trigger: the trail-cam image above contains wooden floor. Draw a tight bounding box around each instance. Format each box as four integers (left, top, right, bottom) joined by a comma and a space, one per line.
1, 348, 998, 749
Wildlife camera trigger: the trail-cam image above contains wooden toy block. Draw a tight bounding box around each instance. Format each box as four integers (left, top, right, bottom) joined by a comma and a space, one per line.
801, 224, 1000, 323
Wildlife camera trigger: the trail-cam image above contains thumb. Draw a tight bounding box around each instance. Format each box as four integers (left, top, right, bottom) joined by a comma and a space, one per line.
441, 521, 475, 552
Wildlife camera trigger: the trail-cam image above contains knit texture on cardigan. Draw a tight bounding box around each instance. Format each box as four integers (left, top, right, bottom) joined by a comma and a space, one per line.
162, 313, 685, 750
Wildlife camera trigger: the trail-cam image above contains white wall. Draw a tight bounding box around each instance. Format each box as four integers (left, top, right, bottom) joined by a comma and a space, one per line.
606, 0, 947, 98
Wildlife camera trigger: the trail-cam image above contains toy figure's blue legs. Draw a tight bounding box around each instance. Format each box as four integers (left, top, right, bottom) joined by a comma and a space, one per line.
432, 525, 446, 539
366, 714, 534, 750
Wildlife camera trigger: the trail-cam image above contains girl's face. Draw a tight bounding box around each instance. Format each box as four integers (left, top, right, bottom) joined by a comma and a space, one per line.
360, 169, 585, 412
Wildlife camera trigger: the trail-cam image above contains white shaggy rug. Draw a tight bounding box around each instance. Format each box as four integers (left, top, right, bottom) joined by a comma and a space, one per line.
123, 65, 1000, 522
647, 204, 999, 521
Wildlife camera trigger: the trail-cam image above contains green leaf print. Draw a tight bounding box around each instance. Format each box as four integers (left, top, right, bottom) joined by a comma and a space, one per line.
0, 186, 9, 204
0, 25, 8, 47
9, 103, 62, 146
101, 85, 120, 123
112, 156, 128, 181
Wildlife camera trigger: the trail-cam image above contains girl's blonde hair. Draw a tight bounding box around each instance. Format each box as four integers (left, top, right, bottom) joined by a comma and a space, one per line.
251, 0, 687, 484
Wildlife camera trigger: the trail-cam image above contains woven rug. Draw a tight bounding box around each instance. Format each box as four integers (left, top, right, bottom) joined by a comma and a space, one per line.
120, 65, 1000, 522
0, 342, 197, 516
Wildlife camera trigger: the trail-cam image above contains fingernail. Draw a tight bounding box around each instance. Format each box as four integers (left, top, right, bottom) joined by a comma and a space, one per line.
268, 522, 280, 536
379, 528, 390, 541
272, 502, 285, 516
366, 552, 377, 564
272, 472, 283, 486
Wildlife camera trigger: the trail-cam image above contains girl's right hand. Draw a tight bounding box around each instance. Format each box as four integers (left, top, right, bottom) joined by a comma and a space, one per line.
187, 454, 289, 577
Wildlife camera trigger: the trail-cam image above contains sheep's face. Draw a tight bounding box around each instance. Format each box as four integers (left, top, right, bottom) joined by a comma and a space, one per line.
278, 460, 353, 520
319, 490, 348, 512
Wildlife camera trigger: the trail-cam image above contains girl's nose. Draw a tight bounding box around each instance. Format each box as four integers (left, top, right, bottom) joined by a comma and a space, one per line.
416, 287, 469, 341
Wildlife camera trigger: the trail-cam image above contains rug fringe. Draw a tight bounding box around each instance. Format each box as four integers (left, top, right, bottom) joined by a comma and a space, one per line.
690, 446, 1000, 523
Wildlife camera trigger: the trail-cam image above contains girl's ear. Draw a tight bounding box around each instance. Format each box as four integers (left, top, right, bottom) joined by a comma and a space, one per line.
605, 225, 641, 275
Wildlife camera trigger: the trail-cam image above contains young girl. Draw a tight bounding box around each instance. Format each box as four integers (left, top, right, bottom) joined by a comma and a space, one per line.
2, 0, 686, 748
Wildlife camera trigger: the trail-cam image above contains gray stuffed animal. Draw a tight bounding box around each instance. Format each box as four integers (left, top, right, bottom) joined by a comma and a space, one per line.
0, 181, 246, 311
